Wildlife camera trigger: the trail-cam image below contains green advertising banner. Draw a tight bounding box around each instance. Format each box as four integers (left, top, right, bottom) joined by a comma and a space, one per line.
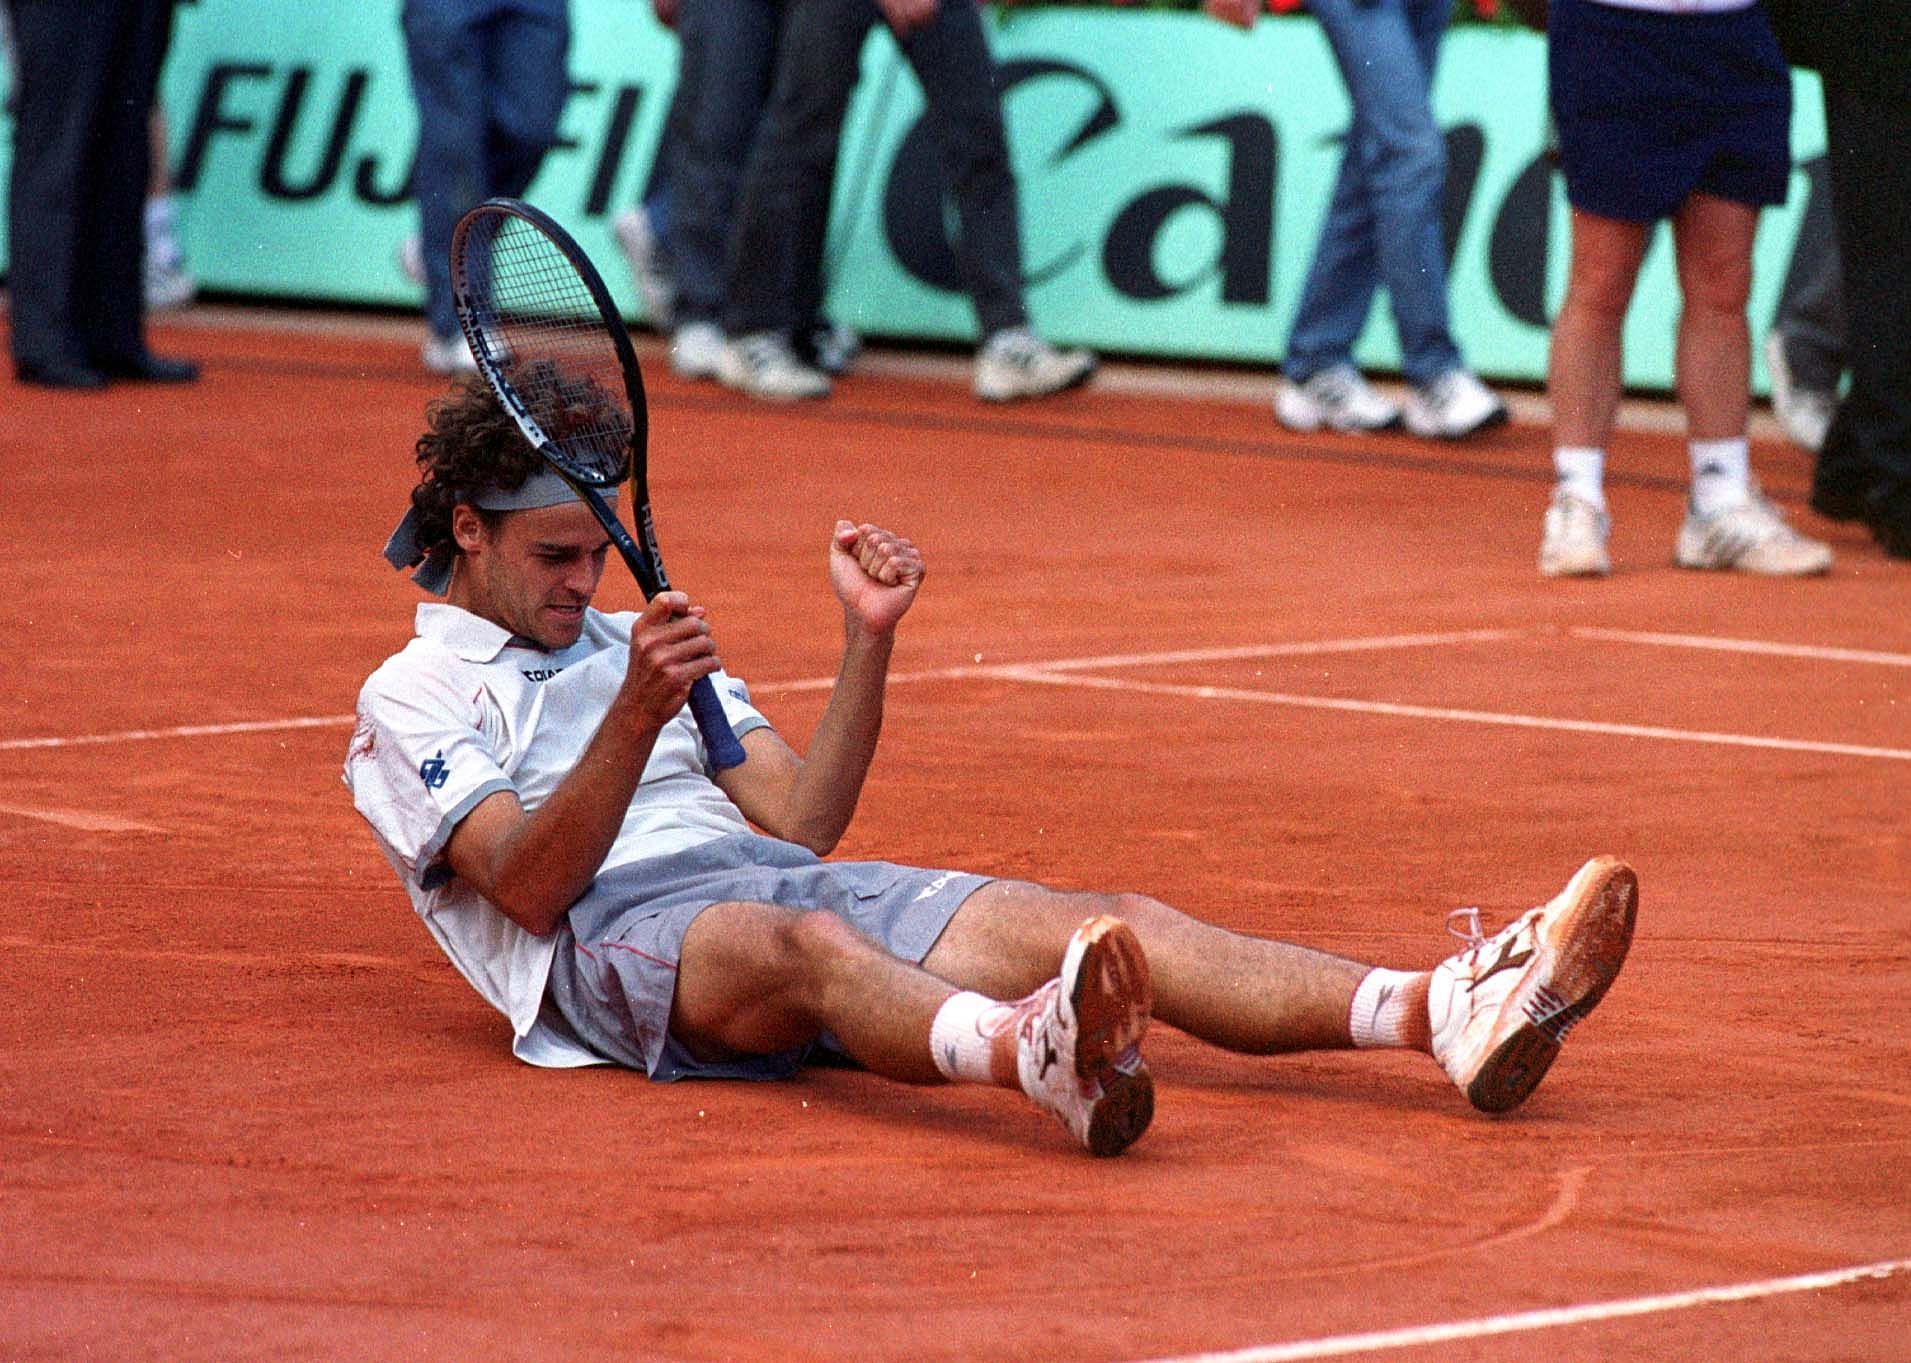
0, 2, 1827, 391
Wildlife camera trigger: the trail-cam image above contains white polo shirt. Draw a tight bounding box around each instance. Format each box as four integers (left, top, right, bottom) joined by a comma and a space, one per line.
343, 602, 770, 1066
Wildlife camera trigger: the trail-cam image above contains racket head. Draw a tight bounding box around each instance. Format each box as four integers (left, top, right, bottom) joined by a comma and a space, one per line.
450, 198, 650, 491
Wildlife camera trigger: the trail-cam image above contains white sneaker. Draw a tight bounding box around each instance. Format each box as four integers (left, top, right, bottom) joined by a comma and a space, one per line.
799, 320, 862, 377
398, 234, 426, 286
1675, 491, 1833, 576
1764, 332, 1836, 454
1273, 364, 1401, 433
613, 206, 678, 330
717, 331, 830, 401
669, 321, 727, 380
1011, 915, 1154, 1156
421, 331, 478, 375
1429, 856, 1638, 1114
973, 328, 1096, 402
1402, 368, 1509, 440
144, 252, 197, 311
1539, 488, 1612, 578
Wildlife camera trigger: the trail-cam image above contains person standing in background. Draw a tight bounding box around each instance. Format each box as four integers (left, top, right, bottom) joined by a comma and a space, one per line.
1209, 0, 1507, 440
144, 104, 198, 312
5, 0, 198, 389
1536, 0, 1830, 578
400, 0, 571, 375
711, 0, 1097, 403
1768, 0, 1911, 561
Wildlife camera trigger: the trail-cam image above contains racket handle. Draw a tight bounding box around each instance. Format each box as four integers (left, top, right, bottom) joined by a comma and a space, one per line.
689, 676, 746, 770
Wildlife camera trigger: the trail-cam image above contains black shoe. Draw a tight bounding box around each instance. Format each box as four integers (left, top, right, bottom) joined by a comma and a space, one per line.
1862, 483, 1911, 560
1810, 459, 1875, 523
96, 352, 200, 383
15, 359, 108, 390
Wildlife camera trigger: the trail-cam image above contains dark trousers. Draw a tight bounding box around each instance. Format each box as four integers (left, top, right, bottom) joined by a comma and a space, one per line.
1770, 161, 1845, 394
6, 0, 175, 370
722, 0, 1028, 340
1813, 76, 1911, 528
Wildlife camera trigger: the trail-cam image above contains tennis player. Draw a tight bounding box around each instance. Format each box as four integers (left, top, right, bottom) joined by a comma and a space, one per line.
346, 376, 1639, 1154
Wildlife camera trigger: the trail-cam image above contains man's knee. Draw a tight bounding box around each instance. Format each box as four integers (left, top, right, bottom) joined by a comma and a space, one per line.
778, 908, 868, 974
1681, 258, 1753, 317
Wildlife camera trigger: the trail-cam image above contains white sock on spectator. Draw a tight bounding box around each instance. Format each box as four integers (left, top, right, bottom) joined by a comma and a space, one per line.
1552, 446, 1606, 511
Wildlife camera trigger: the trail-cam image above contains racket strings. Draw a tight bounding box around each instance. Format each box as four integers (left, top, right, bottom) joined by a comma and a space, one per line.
464, 218, 633, 486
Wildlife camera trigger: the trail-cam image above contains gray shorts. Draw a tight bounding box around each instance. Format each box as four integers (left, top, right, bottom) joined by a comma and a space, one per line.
545, 832, 990, 1081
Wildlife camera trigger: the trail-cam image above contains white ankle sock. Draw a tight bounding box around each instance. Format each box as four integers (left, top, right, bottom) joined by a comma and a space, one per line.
1348, 968, 1424, 1049
1552, 447, 1607, 511
1689, 437, 1751, 516
929, 991, 1007, 1084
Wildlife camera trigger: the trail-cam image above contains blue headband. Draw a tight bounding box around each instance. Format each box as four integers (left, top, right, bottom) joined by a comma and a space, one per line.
381, 468, 593, 595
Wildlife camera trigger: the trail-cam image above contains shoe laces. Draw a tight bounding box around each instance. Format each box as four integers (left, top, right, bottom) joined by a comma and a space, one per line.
1446, 906, 1486, 950
738, 333, 795, 372
984, 328, 1042, 368
1312, 367, 1363, 405
1700, 491, 1804, 548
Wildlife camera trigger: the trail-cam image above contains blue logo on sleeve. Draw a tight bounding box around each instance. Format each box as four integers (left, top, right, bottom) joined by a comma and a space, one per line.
419, 751, 450, 790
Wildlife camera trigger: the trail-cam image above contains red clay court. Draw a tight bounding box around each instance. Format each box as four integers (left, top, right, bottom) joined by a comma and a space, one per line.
2, 310, 1906, 1361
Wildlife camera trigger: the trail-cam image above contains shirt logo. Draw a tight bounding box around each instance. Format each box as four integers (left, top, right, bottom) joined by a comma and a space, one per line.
913, 871, 956, 903
419, 751, 450, 790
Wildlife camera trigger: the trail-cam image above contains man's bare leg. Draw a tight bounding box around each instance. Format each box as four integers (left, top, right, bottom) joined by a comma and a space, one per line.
924, 882, 1389, 1054
1549, 207, 1652, 453
924, 858, 1639, 1115
1671, 191, 1758, 442
669, 900, 1155, 1153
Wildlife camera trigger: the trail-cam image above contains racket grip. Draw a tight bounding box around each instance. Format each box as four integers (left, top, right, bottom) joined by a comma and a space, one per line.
689, 676, 747, 770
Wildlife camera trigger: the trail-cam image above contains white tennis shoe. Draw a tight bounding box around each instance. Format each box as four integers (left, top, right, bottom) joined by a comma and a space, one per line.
1539, 487, 1612, 578
1012, 916, 1154, 1156
1274, 365, 1401, 433
669, 321, 727, 380
1429, 856, 1637, 1114
1764, 331, 1835, 454
421, 330, 478, 375
1674, 492, 1833, 576
973, 328, 1096, 403
717, 332, 830, 401
613, 206, 678, 331
1403, 368, 1509, 440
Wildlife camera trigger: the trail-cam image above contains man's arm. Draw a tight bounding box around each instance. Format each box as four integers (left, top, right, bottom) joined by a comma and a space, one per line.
717, 521, 923, 854
443, 592, 720, 936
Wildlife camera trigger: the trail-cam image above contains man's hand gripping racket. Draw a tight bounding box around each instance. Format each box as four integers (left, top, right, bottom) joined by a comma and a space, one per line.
450, 197, 746, 770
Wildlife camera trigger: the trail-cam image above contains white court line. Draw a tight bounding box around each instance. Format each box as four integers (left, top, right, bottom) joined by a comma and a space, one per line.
1574, 627, 1911, 669
653, 631, 1528, 702
980, 629, 1524, 675
4, 627, 1903, 761
0, 802, 166, 833
1126, 1257, 1911, 1363
0, 714, 356, 753
994, 669, 1911, 763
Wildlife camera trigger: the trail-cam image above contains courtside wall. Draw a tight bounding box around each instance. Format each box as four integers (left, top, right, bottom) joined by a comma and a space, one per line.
0, 1, 1827, 391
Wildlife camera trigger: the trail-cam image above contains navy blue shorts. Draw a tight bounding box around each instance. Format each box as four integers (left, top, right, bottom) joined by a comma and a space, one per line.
1549, 0, 1791, 222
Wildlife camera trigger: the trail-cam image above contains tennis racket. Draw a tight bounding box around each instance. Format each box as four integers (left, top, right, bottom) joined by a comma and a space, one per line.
450, 197, 746, 771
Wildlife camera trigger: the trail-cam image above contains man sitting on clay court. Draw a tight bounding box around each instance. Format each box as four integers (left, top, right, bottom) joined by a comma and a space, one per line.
344, 375, 1640, 1156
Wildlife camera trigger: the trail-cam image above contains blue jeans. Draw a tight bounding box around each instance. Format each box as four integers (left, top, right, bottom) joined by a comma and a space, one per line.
723, 0, 1028, 339
654, 0, 783, 328
1284, 0, 1460, 387
401, 0, 570, 339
